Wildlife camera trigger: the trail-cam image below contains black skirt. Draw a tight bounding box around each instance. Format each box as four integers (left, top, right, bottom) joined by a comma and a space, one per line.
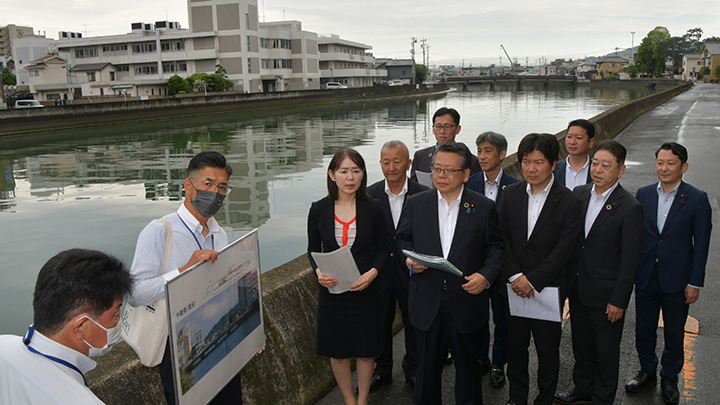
316, 284, 384, 358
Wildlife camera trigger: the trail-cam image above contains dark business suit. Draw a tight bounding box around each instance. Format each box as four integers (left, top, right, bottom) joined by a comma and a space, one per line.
568, 183, 643, 404
307, 196, 390, 358
410, 145, 482, 182
553, 158, 592, 188
397, 188, 504, 404
634, 181, 712, 380
498, 179, 582, 405
466, 170, 520, 368
368, 178, 429, 379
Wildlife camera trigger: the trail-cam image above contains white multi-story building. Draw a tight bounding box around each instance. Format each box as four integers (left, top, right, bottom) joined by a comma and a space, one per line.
25, 0, 385, 101
318, 34, 385, 87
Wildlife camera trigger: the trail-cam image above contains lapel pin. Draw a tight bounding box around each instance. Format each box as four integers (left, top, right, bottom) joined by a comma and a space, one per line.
464, 202, 475, 214
681, 194, 686, 204
606, 204, 612, 211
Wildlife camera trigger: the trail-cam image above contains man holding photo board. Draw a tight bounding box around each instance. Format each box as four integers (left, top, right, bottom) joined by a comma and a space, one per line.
128, 151, 242, 405
396, 142, 504, 404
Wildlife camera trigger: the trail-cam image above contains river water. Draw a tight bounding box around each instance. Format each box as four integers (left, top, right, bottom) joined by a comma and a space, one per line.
0, 83, 655, 334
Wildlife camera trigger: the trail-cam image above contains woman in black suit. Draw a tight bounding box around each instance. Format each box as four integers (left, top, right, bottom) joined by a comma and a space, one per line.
307, 148, 389, 405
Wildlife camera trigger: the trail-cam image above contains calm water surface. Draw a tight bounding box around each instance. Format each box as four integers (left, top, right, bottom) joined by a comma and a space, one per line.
0, 84, 654, 334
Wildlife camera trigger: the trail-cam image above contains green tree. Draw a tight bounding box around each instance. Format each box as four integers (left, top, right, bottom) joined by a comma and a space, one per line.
215, 64, 228, 77
714, 64, 720, 78
167, 74, 189, 95
415, 64, 428, 83
705, 36, 720, 42
207, 73, 234, 91
1, 67, 16, 85
635, 26, 672, 77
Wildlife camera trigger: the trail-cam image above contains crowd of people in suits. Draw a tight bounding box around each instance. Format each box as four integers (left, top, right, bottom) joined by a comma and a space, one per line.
307, 107, 712, 405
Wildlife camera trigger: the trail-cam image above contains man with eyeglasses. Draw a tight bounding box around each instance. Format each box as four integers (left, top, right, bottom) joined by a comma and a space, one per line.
128, 151, 243, 405
397, 142, 504, 404
410, 107, 482, 186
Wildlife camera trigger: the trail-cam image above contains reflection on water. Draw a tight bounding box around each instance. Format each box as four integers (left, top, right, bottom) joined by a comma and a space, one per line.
0, 84, 655, 334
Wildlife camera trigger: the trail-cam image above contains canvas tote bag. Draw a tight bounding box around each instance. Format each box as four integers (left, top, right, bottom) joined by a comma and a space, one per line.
120, 218, 172, 367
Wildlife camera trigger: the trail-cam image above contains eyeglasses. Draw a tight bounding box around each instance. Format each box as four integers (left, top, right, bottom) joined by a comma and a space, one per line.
432, 124, 457, 131
431, 167, 464, 176
190, 177, 231, 194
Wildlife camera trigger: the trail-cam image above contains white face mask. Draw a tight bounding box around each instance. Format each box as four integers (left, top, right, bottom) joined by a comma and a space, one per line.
80, 315, 121, 357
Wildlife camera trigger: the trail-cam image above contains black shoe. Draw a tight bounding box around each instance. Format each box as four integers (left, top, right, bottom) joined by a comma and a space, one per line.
660, 377, 679, 404
625, 371, 657, 393
405, 374, 416, 387
479, 358, 492, 375
554, 390, 592, 404
490, 364, 506, 388
444, 352, 454, 365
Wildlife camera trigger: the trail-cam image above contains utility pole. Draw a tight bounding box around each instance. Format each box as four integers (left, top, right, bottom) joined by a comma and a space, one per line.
410, 37, 417, 63
631, 32, 636, 64
420, 38, 428, 67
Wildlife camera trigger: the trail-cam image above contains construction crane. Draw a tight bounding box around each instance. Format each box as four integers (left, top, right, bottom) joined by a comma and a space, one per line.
500, 44, 519, 74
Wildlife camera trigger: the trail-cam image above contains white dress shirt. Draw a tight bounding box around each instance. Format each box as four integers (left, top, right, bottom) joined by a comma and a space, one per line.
484, 169, 503, 202
565, 156, 590, 190
585, 182, 619, 237
526, 175, 555, 240
0, 329, 103, 404
437, 187, 463, 259
129, 203, 229, 306
384, 178, 409, 228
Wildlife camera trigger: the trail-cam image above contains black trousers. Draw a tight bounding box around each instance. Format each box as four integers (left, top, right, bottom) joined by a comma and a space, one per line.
414, 293, 484, 405
375, 273, 417, 379
159, 337, 243, 405
568, 283, 625, 405
506, 309, 561, 405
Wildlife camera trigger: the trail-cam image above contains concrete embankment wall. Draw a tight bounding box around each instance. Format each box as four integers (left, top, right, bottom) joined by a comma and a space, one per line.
0, 84, 447, 137
85, 82, 692, 405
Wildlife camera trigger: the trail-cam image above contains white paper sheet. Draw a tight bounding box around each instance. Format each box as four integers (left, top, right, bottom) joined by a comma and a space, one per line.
415, 170, 434, 188
311, 246, 362, 294
506, 284, 561, 322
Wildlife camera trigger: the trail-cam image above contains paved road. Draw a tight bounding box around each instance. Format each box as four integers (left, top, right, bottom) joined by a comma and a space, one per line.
316, 83, 720, 404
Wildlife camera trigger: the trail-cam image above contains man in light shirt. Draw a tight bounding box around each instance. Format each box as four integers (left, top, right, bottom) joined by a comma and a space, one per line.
367, 140, 428, 390
554, 140, 643, 405
465, 131, 519, 388
0, 249, 132, 404
397, 142, 504, 404
553, 119, 596, 190
625, 142, 712, 404
498, 133, 582, 405
128, 151, 243, 405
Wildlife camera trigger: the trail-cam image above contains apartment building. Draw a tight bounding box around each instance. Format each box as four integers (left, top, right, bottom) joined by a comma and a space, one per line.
1, 24, 35, 61
318, 34, 385, 87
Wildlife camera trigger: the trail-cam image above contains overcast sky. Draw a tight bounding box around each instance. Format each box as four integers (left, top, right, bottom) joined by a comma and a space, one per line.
2, 0, 719, 66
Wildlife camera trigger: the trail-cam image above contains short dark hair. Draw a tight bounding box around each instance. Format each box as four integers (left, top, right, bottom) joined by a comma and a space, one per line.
187, 151, 233, 177
567, 119, 596, 139
517, 133, 559, 164
33, 249, 133, 335
595, 140, 627, 165
655, 142, 688, 164
327, 149, 368, 200
432, 142, 473, 171
433, 107, 460, 126
475, 131, 508, 154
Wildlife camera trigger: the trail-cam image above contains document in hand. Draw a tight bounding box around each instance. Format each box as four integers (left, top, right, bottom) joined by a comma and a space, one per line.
402, 250, 463, 277
311, 246, 362, 294
505, 284, 561, 322
415, 171, 434, 188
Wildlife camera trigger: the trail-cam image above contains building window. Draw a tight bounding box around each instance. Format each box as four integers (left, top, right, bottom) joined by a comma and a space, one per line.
247, 36, 251, 51
261, 59, 292, 69
102, 44, 128, 52
245, 13, 250, 29
116, 65, 130, 72
260, 38, 291, 49
87, 72, 96, 82
248, 58, 252, 73
110, 71, 116, 81
75, 48, 98, 58
134, 65, 158, 75
132, 43, 157, 53
160, 41, 185, 52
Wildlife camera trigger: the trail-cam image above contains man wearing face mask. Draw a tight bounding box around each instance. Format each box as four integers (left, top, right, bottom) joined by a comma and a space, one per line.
0, 248, 133, 403
128, 151, 242, 405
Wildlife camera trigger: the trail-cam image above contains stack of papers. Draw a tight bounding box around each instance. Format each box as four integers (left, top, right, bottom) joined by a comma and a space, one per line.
402, 250, 463, 277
